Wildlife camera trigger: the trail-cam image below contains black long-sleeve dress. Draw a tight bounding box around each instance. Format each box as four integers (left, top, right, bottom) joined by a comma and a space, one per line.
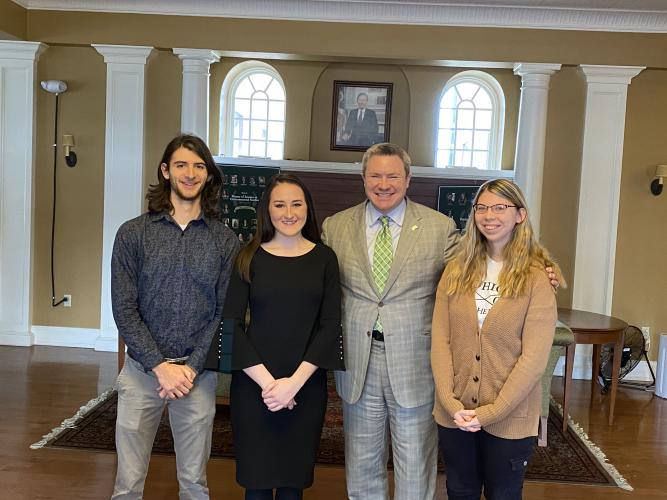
224, 243, 344, 489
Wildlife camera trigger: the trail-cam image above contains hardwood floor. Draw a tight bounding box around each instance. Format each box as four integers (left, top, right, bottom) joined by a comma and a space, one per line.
2, 345, 664, 499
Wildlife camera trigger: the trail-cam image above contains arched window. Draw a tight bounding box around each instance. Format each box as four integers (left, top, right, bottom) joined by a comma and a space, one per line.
435, 71, 505, 169
220, 61, 286, 159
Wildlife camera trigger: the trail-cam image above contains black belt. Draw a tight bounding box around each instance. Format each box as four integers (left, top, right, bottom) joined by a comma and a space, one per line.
371, 330, 384, 342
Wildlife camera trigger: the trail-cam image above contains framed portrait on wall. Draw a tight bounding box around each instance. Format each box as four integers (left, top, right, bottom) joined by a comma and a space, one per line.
330, 80, 393, 151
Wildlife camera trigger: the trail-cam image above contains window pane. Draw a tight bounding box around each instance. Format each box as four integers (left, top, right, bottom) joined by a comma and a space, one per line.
267, 142, 283, 160
233, 118, 250, 140
249, 140, 266, 157
267, 121, 284, 141
234, 99, 250, 120
438, 108, 456, 129
455, 149, 472, 167
473, 88, 492, 109
251, 94, 269, 120
235, 78, 253, 99
457, 109, 474, 129
233, 139, 249, 157
456, 82, 480, 101
268, 100, 285, 121
455, 130, 473, 150
226, 68, 286, 160
472, 151, 489, 169
438, 129, 455, 149
250, 120, 267, 140
476, 110, 492, 129
266, 79, 285, 100
440, 88, 458, 109
436, 149, 454, 168
473, 131, 489, 151
249, 73, 272, 91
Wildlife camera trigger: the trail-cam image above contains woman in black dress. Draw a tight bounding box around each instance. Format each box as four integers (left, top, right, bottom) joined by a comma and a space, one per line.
224, 174, 344, 500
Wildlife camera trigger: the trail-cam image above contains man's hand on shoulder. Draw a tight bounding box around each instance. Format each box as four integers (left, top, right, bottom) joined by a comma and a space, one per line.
545, 266, 560, 290
153, 362, 195, 399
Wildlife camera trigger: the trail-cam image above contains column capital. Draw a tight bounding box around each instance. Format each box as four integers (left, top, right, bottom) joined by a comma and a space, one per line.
92, 44, 154, 65
579, 65, 645, 85
513, 63, 562, 77
0, 40, 47, 61
172, 48, 220, 65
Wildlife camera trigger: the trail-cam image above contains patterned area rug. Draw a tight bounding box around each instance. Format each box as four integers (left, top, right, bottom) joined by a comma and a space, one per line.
31, 382, 631, 490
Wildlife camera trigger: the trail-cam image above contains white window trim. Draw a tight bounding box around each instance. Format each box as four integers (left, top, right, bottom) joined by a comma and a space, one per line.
436, 70, 505, 170
220, 60, 286, 158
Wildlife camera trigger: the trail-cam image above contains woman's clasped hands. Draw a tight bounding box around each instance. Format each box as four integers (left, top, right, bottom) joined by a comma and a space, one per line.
262, 377, 298, 412
453, 409, 481, 432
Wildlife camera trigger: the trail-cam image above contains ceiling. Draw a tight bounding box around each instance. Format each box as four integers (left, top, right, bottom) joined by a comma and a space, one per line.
11, 0, 667, 32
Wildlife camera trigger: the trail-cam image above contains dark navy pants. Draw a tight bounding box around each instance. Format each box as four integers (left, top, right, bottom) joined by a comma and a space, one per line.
438, 425, 536, 500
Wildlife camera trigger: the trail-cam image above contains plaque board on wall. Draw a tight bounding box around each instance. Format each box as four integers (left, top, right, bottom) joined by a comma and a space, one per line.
437, 185, 480, 231
217, 164, 280, 244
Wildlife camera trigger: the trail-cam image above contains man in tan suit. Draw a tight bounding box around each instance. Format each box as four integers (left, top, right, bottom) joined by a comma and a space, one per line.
322, 143, 459, 500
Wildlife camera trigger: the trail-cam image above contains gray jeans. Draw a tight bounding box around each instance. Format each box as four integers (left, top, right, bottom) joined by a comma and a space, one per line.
112, 356, 217, 500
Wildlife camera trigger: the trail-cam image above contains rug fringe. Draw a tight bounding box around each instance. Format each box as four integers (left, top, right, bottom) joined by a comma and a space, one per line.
550, 397, 633, 491
29, 388, 116, 450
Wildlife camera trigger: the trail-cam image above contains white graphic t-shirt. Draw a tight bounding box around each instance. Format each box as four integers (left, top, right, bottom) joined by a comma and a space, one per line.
476, 258, 503, 329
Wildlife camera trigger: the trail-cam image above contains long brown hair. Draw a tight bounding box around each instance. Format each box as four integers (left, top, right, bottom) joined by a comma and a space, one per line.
236, 174, 321, 282
445, 179, 565, 297
146, 134, 222, 217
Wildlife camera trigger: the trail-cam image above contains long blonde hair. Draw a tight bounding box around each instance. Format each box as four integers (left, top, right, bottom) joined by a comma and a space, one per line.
445, 179, 565, 297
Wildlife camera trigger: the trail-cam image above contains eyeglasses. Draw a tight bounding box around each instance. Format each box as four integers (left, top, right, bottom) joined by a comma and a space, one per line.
472, 203, 518, 214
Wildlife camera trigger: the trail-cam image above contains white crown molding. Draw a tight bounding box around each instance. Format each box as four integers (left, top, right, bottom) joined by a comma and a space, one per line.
11, 0, 667, 33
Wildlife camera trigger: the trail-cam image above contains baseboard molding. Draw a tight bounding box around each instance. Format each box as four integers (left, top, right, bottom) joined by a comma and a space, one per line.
0, 329, 34, 346
32, 326, 100, 349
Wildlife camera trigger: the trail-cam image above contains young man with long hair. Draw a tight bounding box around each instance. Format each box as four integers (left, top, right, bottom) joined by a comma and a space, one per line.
111, 134, 239, 499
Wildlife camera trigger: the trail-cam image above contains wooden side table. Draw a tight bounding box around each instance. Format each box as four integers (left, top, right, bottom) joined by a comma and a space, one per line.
557, 308, 627, 426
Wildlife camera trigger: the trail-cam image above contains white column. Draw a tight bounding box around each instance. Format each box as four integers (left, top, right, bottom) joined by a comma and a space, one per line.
173, 48, 219, 142
513, 63, 561, 235
0, 41, 47, 346
92, 44, 154, 352
572, 65, 644, 315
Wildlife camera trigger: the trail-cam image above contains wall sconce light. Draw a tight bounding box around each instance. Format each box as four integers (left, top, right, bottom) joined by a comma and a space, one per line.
651, 164, 667, 196
62, 134, 77, 167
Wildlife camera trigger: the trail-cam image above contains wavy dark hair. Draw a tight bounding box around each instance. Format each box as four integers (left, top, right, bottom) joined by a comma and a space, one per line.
237, 173, 321, 282
146, 134, 222, 217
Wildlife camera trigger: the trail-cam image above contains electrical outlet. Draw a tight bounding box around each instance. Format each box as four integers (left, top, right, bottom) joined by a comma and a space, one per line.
63, 294, 72, 308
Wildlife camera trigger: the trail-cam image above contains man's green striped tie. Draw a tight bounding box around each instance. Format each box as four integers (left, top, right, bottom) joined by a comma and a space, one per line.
372, 215, 393, 332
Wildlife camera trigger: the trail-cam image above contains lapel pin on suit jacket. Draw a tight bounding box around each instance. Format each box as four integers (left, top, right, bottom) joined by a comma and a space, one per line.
411, 225, 418, 231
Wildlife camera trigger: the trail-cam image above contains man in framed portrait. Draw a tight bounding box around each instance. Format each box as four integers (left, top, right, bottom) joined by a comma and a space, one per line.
343, 92, 379, 147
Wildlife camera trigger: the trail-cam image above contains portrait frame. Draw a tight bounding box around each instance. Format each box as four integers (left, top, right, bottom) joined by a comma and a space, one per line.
330, 80, 393, 152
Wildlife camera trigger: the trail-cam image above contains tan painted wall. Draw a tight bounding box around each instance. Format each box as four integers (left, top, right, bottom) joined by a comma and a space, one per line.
540, 66, 587, 311
33, 46, 106, 327
210, 58, 327, 160
25, 11, 667, 68
613, 69, 667, 358
0, 0, 26, 39
20, 10, 667, 360
310, 63, 410, 163
144, 49, 182, 204
402, 66, 519, 168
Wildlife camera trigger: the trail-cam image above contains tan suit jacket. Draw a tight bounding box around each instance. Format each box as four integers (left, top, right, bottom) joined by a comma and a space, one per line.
322, 199, 459, 408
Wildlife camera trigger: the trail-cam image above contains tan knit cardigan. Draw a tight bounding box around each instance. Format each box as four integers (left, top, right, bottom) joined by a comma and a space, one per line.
431, 265, 557, 439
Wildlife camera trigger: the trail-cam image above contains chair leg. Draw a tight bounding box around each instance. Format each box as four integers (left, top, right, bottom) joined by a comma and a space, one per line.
538, 416, 548, 447
563, 344, 575, 433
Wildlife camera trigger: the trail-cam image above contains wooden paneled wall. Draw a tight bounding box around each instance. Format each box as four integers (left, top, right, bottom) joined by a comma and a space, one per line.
283, 170, 485, 229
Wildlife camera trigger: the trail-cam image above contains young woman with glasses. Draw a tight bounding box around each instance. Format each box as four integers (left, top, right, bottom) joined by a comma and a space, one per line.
431, 179, 564, 500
